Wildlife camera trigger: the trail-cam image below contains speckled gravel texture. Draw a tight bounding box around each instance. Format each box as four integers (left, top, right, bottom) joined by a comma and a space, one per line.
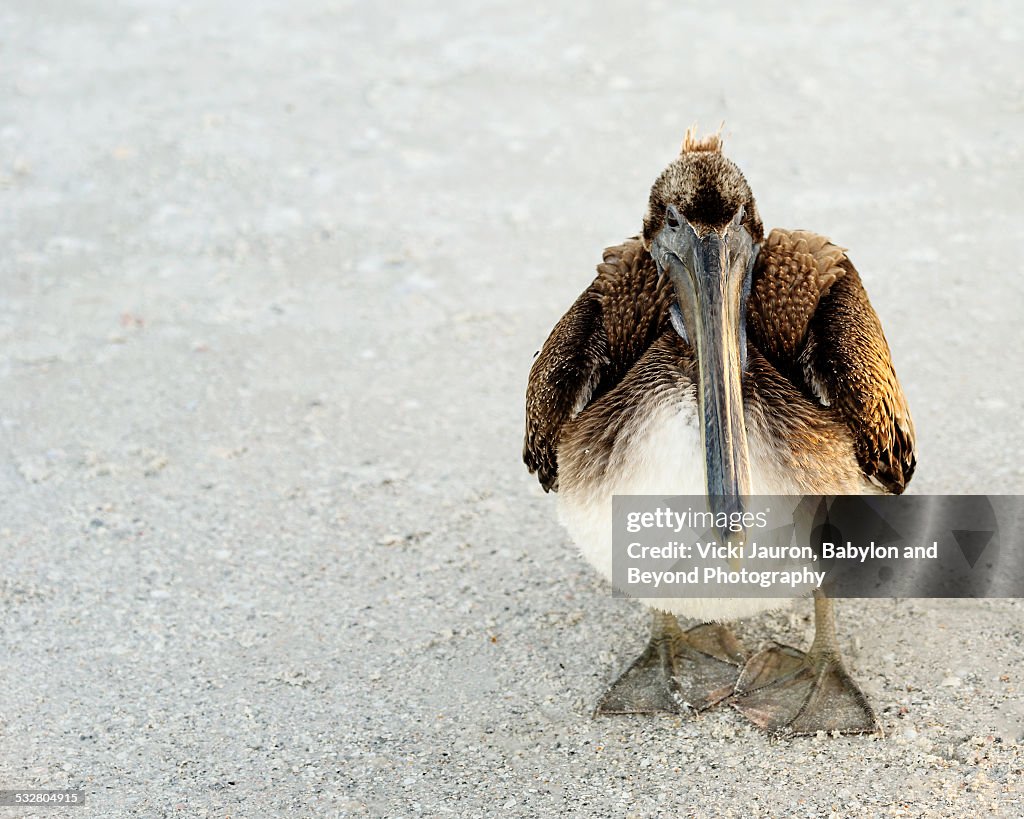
2, 1, 1023, 817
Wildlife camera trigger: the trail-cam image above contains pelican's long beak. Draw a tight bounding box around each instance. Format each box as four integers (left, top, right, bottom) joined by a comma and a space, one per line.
655, 207, 757, 516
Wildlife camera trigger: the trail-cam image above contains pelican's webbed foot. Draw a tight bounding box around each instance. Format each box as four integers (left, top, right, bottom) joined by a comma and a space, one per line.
731, 591, 880, 736
596, 612, 746, 715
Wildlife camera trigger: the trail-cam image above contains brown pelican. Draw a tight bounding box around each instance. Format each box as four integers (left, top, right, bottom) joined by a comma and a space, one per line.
523, 131, 915, 735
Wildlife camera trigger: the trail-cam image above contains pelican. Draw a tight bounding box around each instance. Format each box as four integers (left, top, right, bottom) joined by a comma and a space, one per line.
523, 131, 915, 735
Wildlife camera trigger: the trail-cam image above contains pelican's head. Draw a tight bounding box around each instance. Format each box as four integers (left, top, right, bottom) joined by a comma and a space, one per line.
644, 131, 762, 507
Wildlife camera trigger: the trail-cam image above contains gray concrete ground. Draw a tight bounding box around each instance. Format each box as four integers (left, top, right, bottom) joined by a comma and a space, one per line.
2, 1, 1023, 816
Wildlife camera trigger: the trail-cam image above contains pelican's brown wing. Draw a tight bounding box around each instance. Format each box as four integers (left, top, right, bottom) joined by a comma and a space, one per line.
747, 229, 916, 494
523, 239, 672, 491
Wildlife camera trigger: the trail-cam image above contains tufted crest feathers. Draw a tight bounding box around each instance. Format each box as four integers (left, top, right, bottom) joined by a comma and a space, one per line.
681, 125, 723, 154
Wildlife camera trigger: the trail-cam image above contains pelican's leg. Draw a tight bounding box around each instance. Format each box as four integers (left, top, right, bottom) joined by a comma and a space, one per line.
731, 590, 880, 736
595, 610, 746, 715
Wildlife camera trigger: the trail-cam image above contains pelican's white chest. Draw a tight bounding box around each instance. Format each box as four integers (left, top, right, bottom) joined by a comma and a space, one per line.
555, 391, 801, 620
